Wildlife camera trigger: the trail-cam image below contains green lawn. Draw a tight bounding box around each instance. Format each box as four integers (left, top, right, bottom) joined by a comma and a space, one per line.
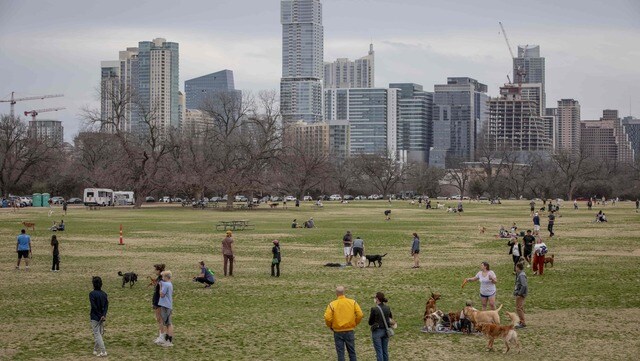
1, 200, 639, 360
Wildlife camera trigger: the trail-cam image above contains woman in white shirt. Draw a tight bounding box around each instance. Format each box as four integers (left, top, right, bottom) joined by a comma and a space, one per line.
464, 262, 498, 310
533, 237, 548, 275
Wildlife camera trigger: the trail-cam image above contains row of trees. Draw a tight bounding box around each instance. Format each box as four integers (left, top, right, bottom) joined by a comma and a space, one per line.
2, 89, 639, 207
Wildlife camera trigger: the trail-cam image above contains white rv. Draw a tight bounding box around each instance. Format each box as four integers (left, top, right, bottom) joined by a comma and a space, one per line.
114, 191, 135, 205
83, 188, 114, 206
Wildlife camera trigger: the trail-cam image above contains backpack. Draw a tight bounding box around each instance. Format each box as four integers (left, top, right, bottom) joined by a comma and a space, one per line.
207, 268, 216, 282
537, 245, 548, 256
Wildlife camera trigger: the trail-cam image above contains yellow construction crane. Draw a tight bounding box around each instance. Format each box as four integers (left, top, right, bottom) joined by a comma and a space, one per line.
0, 92, 64, 120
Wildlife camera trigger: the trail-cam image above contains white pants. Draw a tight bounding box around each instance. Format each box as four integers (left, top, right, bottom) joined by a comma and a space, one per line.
91, 320, 106, 353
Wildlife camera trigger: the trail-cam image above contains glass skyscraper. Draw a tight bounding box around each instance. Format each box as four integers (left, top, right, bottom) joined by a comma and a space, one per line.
185, 70, 239, 110
280, 0, 324, 123
389, 83, 433, 163
514, 45, 545, 111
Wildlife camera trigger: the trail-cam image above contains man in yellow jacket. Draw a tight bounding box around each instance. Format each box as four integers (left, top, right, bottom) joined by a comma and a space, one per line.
324, 286, 364, 361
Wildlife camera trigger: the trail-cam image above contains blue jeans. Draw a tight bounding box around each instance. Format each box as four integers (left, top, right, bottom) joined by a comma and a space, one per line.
371, 328, 389, 361
333, 331, 357, 361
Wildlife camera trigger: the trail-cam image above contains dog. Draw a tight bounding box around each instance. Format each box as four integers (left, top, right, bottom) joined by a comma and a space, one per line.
448, 312, 461, 329
479, 226, 486, 234
356, 256, 366, 268
475, 312, 522, 353
365, 254, 387, 267
22, 221, 35, 231
544, 254, 554, 267
463, 304, 502, 327
422, 292, 441, 328
118, 271, 138, 288
423, 310, 445, 332
436, 203, 444, 209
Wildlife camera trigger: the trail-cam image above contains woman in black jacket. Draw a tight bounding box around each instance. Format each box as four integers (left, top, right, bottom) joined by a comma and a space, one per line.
271, 240, 281, 277
507, 236, 523, 274
368, 292, 394, 361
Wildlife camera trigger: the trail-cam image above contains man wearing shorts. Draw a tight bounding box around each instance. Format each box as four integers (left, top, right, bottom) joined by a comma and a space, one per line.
352, 236, 364, 259
342, 231, 353, 265
522, 230, 535, 267
532, 212, 541, 235
16, 229, 31, 270
158, 271, 174, 347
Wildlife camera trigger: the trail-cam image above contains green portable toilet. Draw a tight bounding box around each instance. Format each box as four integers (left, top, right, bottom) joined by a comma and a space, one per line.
42, 193, 50, 207
33, 193, 42, 207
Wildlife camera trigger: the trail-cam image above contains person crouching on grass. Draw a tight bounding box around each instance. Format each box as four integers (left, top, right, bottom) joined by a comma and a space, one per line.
89, 276, 108, 357
193, 261, 215, 288
158, 270, 174, 347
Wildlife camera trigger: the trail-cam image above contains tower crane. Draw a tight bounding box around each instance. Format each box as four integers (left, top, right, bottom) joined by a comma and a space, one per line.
498, 22, 527, 88
24, 107, 66, 121
0, 92, 64, 119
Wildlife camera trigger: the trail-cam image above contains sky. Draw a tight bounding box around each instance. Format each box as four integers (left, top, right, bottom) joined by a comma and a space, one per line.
1, 0, 639, 141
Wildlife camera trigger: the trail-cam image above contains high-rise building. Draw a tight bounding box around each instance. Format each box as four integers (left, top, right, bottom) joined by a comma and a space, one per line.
100, 60, 122, 133
513, 45, 546, 111
621, 116, 640, 159
556, 99, 581, 151
429, 77, 489, 168
328, 119, 350, 162
182, 109, 209, 135
389, 83, 433, 163
484, 84, 551, 158
28, 120, 63, 144
580, 110, 634, 163
324, 44, 375, 89
185, 70, 239, 110
543, 108, 557, 149
136, 38, 180, 133
280, 0, 324, 123
325, 88, 398, 158
284, 120, 330, 156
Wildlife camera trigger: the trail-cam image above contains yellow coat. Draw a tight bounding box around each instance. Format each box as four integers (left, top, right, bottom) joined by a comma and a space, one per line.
324, 295, 363, 332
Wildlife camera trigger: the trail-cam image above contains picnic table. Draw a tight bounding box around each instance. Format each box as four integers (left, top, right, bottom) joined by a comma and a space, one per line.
216, 220, 255, 231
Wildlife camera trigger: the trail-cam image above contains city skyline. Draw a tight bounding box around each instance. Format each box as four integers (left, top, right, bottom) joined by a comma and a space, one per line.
1, 0, 639, 141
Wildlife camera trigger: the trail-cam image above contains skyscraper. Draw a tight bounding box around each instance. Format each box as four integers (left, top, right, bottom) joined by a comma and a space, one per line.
556, 99, 581, 151
580, 110, 634, 163
513, 45, 546, 111
622, 116, 640, 159
389, 83, 433, 163
280, 0, 324, 123
28, 120, 63, 144
429, 77, 489, 168
324, 44, 375, 89
325, 88, 398, 158
136, 38, 180, 133
185, 70, 239, 110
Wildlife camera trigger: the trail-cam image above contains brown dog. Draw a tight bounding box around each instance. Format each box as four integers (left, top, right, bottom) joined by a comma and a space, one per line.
463, 304, 502, 327
475, 312, 521, 353
544, 254, 554, 267
22, 222, 35, 231
479, 226, 486, 234
423, 292, 441, 327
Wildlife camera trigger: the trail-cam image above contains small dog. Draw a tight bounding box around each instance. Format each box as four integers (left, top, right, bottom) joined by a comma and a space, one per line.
22, 221, 35, 231
356, 256, 366, 268
479, 226, 486, 234
365, 254, 387, 267
436, 203, 444, 209
118, 271, 138, 288
475, 312, 521, 353
544, 254, 554, 267
463, 304, 502, 327
448, 312, 461, 329
423, 292, 441, 328
423, 310, 445, 332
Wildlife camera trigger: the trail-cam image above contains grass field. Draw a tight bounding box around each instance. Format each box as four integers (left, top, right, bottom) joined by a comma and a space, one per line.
1, 200, 639, 360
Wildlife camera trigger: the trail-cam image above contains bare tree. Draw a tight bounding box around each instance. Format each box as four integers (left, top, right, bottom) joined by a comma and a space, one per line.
0, 115, 58, 196
330, 157, 358, 196
408, 163, 445, 197
552, 148, 602, 200
445, 156, 473, 198
276, 144, 331, 199
355, 153, 409, 199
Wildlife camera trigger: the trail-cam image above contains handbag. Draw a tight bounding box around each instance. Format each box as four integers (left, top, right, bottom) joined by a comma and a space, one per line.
377, 305, 394, 337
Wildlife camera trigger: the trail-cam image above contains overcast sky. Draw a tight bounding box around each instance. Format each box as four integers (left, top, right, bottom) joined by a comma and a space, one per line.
1, 0, 639, 141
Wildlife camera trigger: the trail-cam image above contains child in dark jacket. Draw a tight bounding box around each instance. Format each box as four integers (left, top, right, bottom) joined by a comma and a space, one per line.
89, 276, 109, 357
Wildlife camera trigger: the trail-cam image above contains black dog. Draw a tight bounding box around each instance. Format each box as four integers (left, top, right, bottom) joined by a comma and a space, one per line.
118, 271, 138, 288
365, 254, 387, 267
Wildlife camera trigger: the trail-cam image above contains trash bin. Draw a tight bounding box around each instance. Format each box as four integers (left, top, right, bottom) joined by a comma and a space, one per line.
33, 193, 42, 207
42, 193, 50, 207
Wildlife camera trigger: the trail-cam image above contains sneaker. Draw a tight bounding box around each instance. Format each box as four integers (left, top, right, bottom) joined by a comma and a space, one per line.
97, 351, 107, 357
93, 351, 98, 356
162, 341, 174, 347
154, 335, 165, 344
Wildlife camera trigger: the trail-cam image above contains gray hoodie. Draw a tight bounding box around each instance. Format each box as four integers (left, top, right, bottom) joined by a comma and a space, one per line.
513, 271, 528, 297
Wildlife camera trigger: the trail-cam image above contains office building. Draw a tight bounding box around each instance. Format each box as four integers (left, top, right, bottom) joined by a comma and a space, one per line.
284, 120, 330, 156
100, 60, 122, 133
280, 0, 324, 123
485, 84, 551, 157
580, 110, 634, 163
429, 77, 489, 168
513, 45, 546, 110
543, 108, 557, 149
556, 99, 581, 151
182, 109, 209, 136
622, 116, 640, 159
325, 88, 398, 158
324, 44, 375, 89
185, 70, 240, 110
328, 119, 350, 162
28, 120, 64, 144
389, 83, 433, 163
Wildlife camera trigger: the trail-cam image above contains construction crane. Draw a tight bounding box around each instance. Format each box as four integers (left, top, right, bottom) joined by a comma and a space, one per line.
23, 107, 66, 121
498, 22, 527, 87
0, 92, 64, 120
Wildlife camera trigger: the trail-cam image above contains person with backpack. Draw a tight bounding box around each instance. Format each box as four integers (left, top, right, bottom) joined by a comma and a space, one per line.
368, 292, 394, 361
193, 261, 215, 288
532, 237, 548, 275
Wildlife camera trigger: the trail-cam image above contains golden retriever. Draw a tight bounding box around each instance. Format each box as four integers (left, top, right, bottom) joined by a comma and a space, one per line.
475, 312, 521, 353
463, 304, 502, 326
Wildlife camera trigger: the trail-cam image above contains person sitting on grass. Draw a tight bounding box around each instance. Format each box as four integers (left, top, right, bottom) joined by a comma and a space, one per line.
291, 219, 301, 228
304, 217, 315, 228
193, 261, 215, 288
50, 221, 59, 231
57, 220, 65, 231
497, 225, 509, 238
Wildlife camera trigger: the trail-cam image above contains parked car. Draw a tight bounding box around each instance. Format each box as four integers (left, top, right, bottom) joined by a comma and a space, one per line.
303, 195, 313, 201
285, 195, 297, 201
145, 196, 156, 202
329, 194, 342, 201
210, 196, 222, 203
343, 195, 354, 201
20, 196, 32, 206
368, 194, 382, 200
235, 195, 248, 202
270, 196, 282, 202
51, 196, 65, 204
67, 197, 83, 204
